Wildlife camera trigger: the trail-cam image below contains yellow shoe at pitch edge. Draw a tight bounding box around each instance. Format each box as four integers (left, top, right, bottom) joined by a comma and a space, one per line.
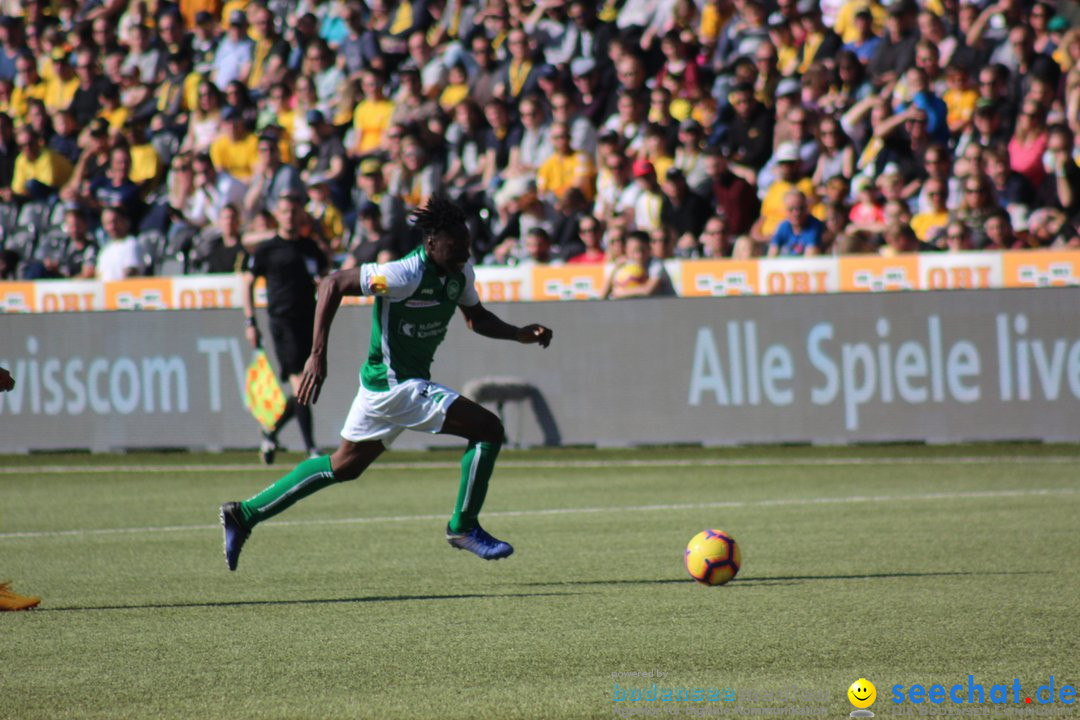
0, 580, 41, 611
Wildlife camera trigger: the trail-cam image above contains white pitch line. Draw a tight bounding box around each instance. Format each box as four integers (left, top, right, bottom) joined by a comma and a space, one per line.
2, 455, 1080, 475
0, 487, 1075, 541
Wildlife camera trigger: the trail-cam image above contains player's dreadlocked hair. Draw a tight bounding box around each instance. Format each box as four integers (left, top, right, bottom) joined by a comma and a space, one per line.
410, 196, 467, 239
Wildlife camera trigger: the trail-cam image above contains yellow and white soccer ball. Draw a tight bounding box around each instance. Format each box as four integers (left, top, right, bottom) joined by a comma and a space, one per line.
684, 529, 742, 586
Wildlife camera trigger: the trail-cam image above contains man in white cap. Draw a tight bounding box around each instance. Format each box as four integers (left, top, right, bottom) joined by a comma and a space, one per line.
570, 57, 608, 126
752, 141, 817, 245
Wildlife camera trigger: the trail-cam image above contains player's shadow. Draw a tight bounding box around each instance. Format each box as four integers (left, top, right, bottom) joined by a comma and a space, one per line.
737, 570, 1048, 582
34, 590, 583, 613
516, 570, 1047, 589
516, 578, 798, 589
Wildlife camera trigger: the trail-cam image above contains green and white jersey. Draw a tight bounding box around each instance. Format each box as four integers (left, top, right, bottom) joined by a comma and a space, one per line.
358, 246, 480, 391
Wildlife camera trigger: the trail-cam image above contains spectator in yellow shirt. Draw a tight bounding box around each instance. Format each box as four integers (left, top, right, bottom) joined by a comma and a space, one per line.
537, 122, 597, 205
44, 50, 79, 112
98, 84, 129, 132
35, 26, 61, 84
10, 52, 47, 121
121, 117, 165, 190
156, 50, 201, 120
834, 0, 886, 44
642, 124, 674, 181
438, 62, 469, 115
352, 68, 395, 156
11, 125, 73, 201
210, 106, 258, 182
305, 179, 345, 254
943, 64, 977, 135
910, 178, 950, 241
180, 0, 222, 30
257, 81, 294, 134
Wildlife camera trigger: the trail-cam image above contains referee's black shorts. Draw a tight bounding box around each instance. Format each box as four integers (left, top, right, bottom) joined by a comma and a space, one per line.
268, 314, 313, 381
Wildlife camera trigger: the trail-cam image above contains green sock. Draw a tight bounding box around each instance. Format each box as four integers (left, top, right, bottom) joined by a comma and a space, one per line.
449, 440, 501, 533
239, 455, 337, 528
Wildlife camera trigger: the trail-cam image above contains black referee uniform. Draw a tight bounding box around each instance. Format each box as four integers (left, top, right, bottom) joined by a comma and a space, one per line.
247, 234, 328, 455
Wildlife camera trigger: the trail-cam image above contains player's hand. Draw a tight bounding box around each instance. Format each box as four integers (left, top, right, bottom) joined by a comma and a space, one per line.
246, 325, 261, 349
517, 324, 552, 348
0, 367, 14, 392
297, 352, 327, 405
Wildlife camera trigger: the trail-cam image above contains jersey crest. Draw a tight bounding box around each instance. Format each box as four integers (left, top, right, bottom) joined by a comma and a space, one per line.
446, 278, 462, 302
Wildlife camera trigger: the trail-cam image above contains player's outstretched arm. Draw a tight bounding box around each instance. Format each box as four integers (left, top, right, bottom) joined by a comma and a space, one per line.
298, 268, 363, 405
459, 302, 552, 347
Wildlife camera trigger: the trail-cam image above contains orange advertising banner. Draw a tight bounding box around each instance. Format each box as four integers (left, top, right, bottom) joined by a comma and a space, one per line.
837, 255, 920, 293
1001, 250, 1080, 288
0, 282, 36, 312
530, 264, 607, 301
3, 251, 1080, 314
104, 278, 174, 310
680, 259, 760, 296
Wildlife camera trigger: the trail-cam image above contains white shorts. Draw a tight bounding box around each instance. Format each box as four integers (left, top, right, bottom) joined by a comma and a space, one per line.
340, 378, 460, 444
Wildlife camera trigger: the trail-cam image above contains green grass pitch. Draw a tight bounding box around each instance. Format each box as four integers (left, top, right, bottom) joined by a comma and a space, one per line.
1, 444, 1078, 720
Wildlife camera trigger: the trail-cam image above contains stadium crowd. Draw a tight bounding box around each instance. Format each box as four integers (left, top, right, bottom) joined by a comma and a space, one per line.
0, 0, 1079, 287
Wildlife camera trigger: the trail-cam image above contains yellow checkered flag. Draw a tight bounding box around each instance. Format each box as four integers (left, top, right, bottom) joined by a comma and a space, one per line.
244, 350, 287, 432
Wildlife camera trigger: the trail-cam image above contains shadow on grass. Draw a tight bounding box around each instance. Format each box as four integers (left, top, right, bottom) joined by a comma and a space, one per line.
35, 590, 583, 613
739, 570, 1048, 582
516, 570, 1048, 588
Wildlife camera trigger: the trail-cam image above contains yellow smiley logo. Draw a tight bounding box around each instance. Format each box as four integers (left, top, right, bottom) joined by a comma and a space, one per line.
848, 679, 877, 709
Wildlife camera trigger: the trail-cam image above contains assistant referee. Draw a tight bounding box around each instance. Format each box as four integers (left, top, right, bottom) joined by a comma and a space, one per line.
242, 190, 329, 463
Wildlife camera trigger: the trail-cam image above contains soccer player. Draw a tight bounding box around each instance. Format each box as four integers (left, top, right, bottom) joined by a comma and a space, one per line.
0, 366, 41, 611
0, 580, 40, 612
220, 198, 553, 570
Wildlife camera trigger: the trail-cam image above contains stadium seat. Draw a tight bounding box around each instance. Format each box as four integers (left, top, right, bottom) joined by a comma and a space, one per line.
0, 203, 19, 238
16, 201, 52, 237
168, 226, 198, 255
33, 230, 68, 263
4, 229, 36, 264
161, 226, 199, 275
137, 230, 167, 276
47, 202, 68, 231
156, 252, 187, 276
